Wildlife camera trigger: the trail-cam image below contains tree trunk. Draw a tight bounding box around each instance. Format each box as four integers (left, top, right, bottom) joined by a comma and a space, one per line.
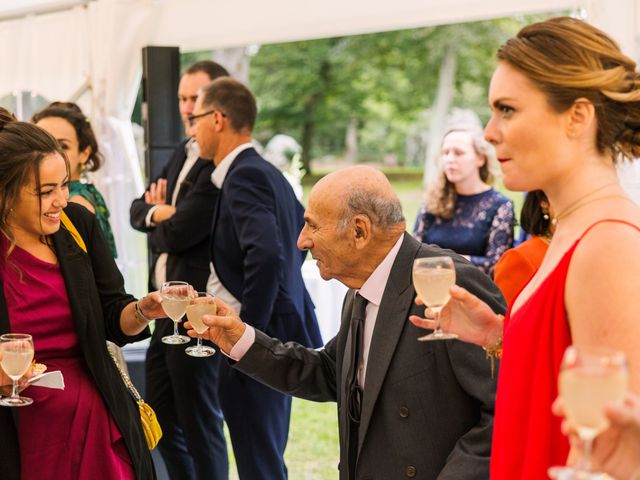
212, 47, 250, 83
300, 98, 316, 175
344, 117, 359, 164
300, 60, 331, 176
423, 44, 457, 187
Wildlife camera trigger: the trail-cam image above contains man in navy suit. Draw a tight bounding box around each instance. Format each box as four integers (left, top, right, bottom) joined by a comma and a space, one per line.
129, 61, 229, 480
191, 77, 323, 479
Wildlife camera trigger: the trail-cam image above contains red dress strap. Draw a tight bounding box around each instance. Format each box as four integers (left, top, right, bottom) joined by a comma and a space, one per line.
577, 218, 640, 241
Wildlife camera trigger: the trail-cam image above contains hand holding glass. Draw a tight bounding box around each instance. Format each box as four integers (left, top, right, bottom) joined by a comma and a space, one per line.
161, 281, 193, 345
548, 345, 628, 479
185, 292, 216, 357
413, 256, 457, 341
0, 333, 35, 407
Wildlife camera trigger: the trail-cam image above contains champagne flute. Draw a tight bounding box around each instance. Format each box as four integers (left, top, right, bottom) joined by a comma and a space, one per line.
412, 256, 457, 341
161, 281, 193, 345
548, 345, 628, 479
185, 292, 216, 358
0, 333, 35, 407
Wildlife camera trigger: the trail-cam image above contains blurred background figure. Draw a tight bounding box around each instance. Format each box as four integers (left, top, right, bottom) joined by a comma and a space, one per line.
32, 102, 117, 258
413, 125, 514, 276
494, 190, 553, 305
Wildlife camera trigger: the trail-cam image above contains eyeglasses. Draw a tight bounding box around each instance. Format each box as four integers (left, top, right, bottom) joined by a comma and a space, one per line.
187, 109, 226, 127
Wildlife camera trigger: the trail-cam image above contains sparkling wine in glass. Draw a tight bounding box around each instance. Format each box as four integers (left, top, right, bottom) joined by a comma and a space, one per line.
548, 345, 628, 479
185, 292, 216, 358
161, 281, 193, 345
413, 256, 457, 341
0, 333, 35, 407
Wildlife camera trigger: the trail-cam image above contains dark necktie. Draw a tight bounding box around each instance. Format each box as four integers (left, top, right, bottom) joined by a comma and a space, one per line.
347, 293, 367, 479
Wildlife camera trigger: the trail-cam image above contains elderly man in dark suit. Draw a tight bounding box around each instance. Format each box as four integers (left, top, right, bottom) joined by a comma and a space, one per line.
188, 165, 504, 480
191, 77, 323, 480
129, 61, 229, 479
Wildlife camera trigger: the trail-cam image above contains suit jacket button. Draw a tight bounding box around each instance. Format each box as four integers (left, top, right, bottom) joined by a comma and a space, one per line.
399, 406, 410, 418
405, 465, 417, 477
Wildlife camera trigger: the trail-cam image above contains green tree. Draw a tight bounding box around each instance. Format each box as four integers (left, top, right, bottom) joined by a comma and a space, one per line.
249, 15, 553, 172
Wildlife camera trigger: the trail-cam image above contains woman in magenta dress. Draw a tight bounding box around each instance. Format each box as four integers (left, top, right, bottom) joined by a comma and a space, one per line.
410, 17, 640, 479
0, 109, 166, 479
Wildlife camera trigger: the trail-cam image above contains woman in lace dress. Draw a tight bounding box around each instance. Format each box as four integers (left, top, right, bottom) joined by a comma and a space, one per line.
413, 125, 514, 276
32, 102, 117, 258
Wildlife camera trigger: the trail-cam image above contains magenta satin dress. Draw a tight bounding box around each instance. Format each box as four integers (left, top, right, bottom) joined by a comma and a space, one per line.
0, 240, 135, 480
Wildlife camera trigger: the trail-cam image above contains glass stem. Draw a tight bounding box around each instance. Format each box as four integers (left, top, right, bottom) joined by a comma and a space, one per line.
197, 336, 203, 350
433, 310, 442, 336
173, 321, 179, 337
578, 433, 595, 472
11, 379, 18, 399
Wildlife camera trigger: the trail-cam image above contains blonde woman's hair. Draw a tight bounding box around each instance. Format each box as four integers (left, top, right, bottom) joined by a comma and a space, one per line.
426, 125, 499, 219
497, 16, 640, 162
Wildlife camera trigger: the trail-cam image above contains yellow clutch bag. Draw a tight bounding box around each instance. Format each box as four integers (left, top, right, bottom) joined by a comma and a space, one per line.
137, 399, 163, 450
108, 348, 163, 450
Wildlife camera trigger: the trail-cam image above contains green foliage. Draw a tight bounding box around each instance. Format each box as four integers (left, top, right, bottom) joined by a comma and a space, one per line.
249, 15, 552, 170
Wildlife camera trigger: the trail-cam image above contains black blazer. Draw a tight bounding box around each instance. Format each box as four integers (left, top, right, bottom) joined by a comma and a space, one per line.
210, 148, 322, 347
0, 203, 154, 480
130, 140, 218, 292
235, 233, 505, 480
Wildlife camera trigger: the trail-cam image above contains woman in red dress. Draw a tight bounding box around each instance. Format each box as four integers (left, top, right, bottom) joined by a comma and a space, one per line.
0, 108, 166, 479
410, 17, 640, 479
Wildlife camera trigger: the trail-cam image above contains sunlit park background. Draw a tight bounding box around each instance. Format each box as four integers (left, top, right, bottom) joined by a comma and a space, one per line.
141, 13, 558, 478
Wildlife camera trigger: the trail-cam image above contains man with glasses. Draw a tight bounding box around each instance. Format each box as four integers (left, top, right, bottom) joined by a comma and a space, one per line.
129, 61, 229, 480
191, 77, 323, 480
187, 165, 504, 480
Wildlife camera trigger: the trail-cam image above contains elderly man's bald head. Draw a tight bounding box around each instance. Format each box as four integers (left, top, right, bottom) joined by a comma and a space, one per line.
311, 166, 405, 231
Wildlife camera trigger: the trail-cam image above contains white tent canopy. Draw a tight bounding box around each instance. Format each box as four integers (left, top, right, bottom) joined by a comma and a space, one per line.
0, 0, 638, 296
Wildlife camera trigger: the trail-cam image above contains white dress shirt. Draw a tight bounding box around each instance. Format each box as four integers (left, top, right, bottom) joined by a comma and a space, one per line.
147, 138, 201, 289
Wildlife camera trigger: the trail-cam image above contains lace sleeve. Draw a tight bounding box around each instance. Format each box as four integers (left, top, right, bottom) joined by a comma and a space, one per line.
413, 204, 428, 241
470, 201, 515, 277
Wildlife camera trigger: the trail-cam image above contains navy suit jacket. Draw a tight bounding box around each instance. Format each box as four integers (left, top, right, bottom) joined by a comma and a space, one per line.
210, 148, 322, 348
130, 139, 218, 291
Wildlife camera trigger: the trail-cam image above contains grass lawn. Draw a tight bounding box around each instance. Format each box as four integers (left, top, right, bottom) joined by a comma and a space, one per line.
226, 398, 340, 480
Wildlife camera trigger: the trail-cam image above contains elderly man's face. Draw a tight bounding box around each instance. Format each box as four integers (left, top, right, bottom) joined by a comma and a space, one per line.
297, 192, 356, 285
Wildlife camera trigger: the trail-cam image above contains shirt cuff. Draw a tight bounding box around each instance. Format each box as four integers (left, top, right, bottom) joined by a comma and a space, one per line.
145, 205, 159, 227
227, 325, 255, 361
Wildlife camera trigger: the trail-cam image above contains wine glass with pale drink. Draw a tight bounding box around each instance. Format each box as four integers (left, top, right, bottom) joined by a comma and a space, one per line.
185, 292, 217, 358
0, 333, 35, 407
161, 281, 193, 345
413, 256, 457, 341
548, 345, 628, 479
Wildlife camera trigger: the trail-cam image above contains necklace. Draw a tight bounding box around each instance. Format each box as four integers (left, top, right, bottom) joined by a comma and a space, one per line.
551, 181, 619, 225
552, 193, 633, 225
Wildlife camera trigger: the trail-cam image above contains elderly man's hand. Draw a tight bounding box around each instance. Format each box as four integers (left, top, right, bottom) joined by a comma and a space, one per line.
409, 284, 503, 348
185, 297, 247, 355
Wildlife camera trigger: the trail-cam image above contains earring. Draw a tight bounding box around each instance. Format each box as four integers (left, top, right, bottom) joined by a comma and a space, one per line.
541, 204, 550, 221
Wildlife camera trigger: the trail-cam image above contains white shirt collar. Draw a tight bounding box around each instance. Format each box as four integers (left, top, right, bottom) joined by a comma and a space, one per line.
210, 142, 254, 188
358, 234, 404, 307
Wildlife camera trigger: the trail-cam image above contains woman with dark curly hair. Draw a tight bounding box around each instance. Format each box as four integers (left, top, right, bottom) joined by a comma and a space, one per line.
33, 102, 117, 257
